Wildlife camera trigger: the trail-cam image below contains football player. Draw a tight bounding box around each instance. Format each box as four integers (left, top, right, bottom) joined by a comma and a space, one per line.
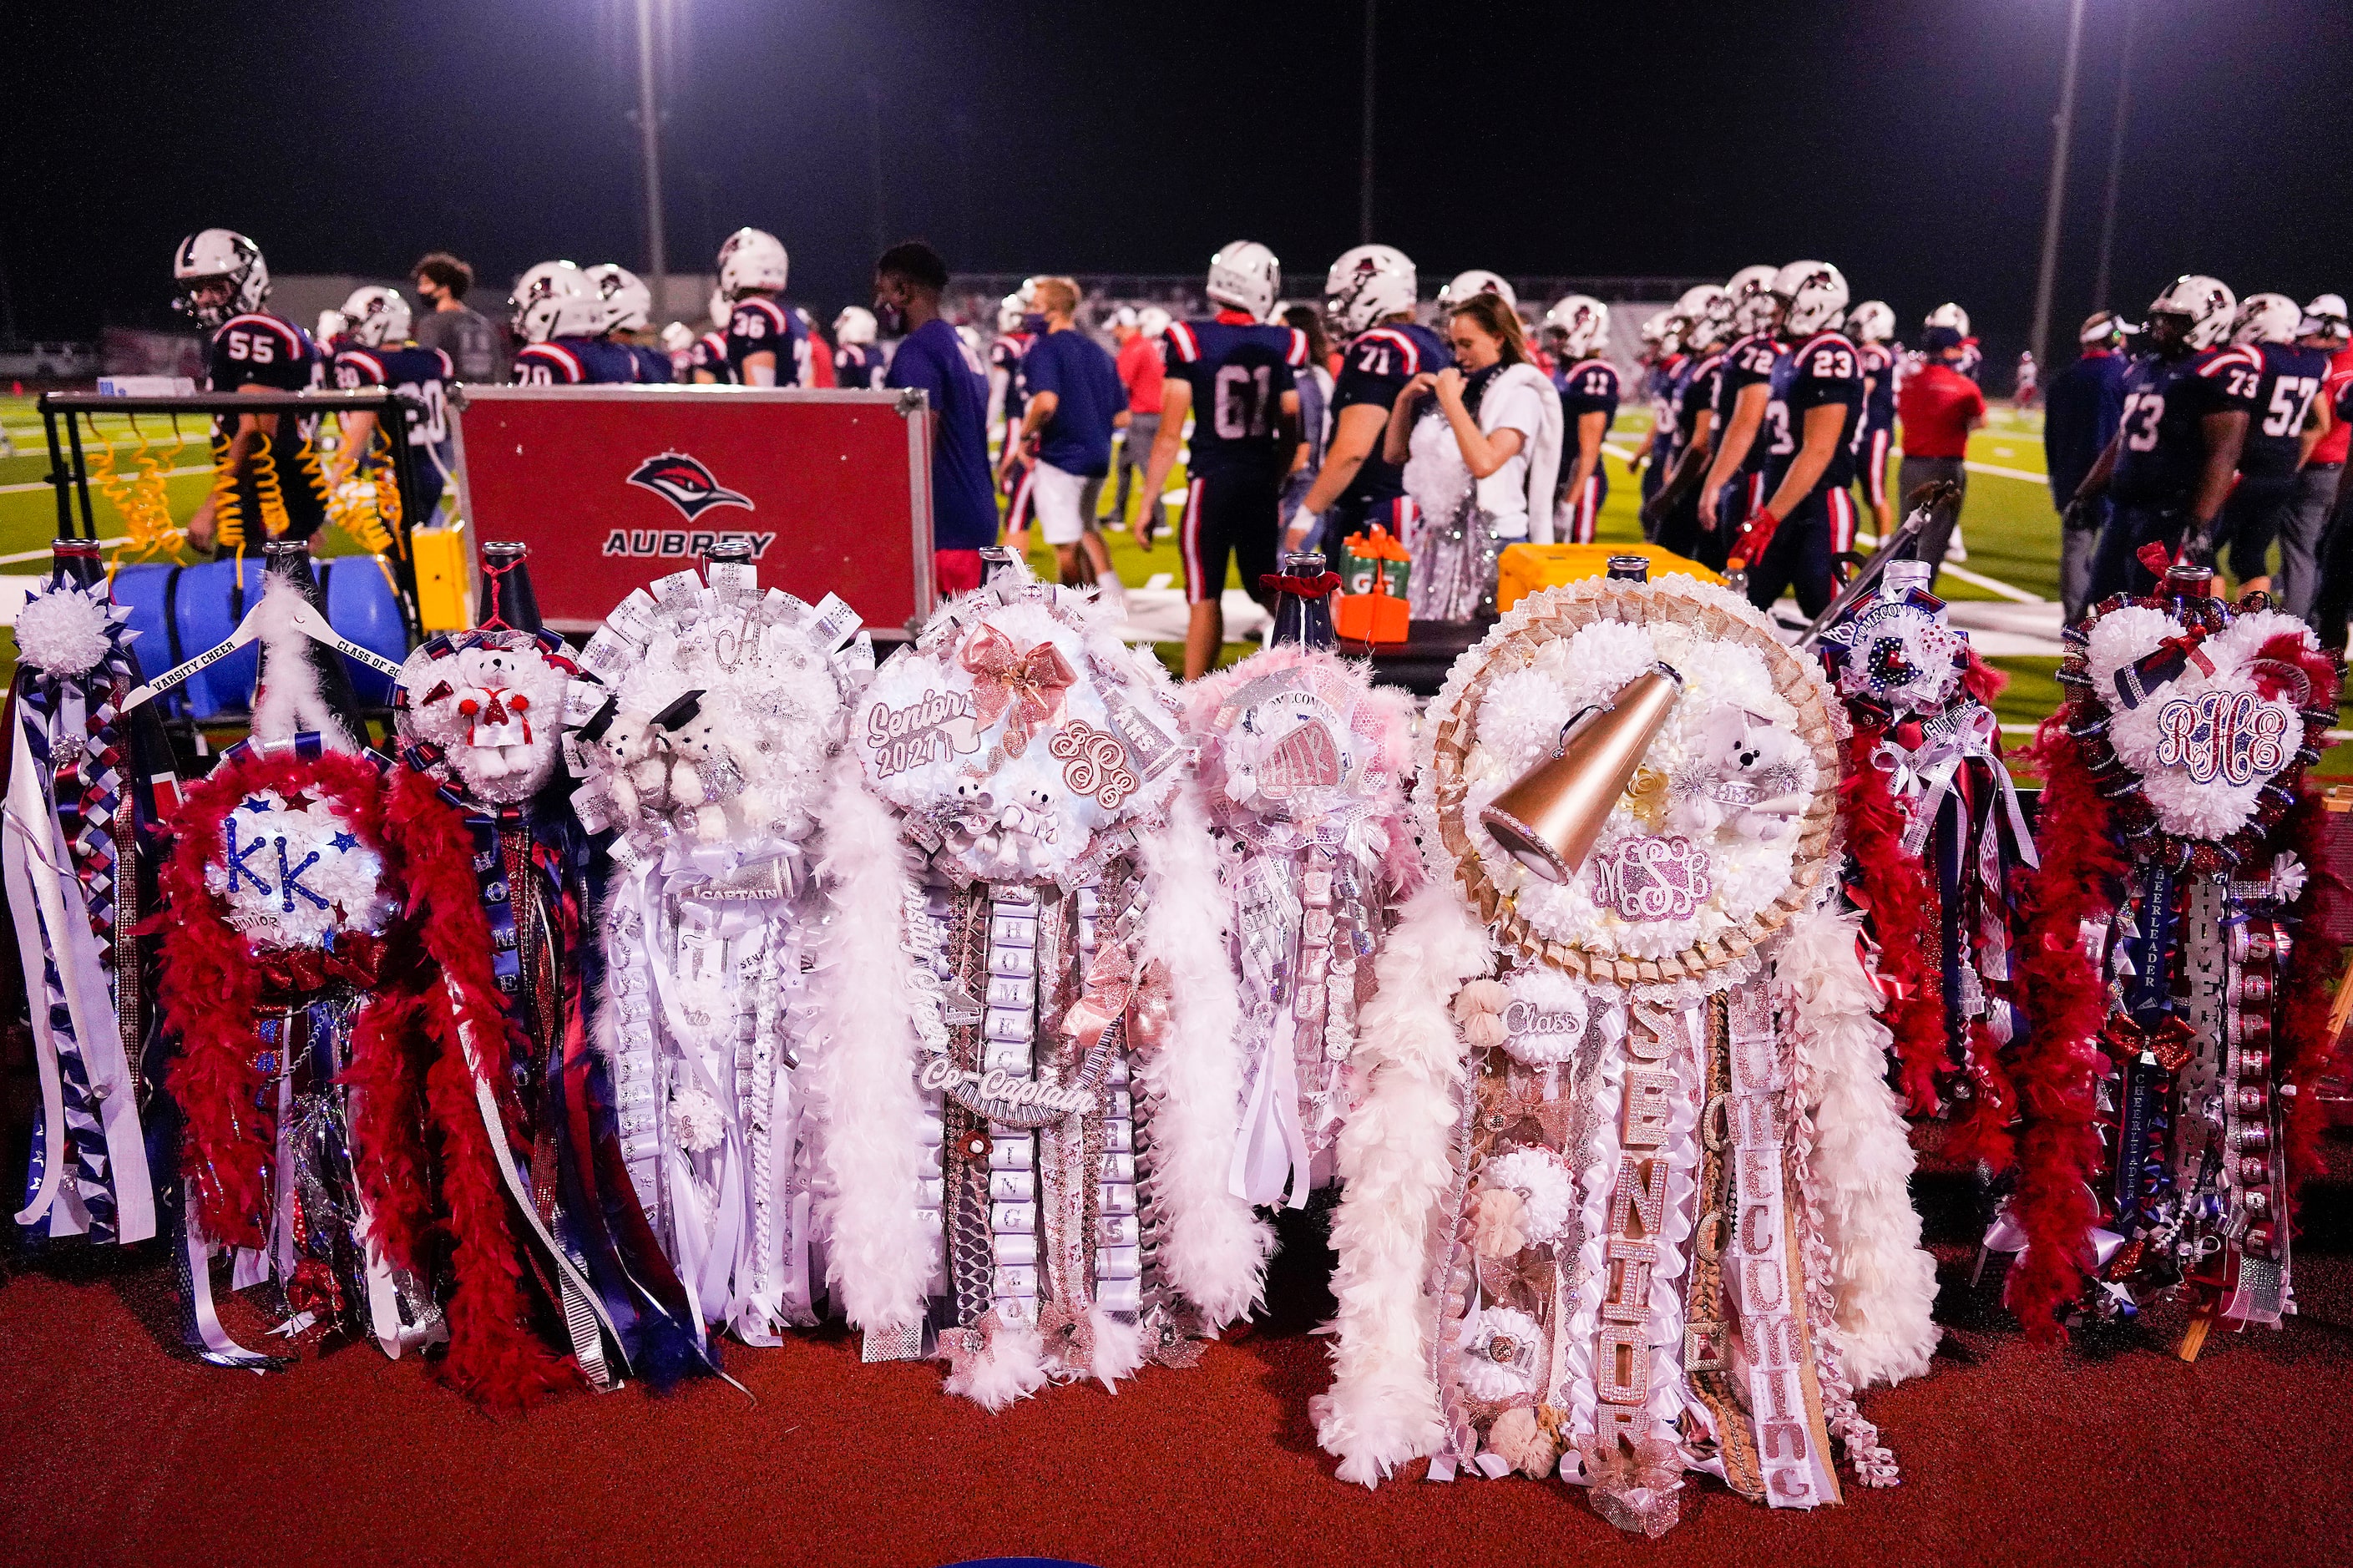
1642, 283, 1733, 566
2284, 294, 2351, 622
1137, 240, 1303, 678
2072, 276, 2258, 599
716, 226, 810, 387
1284, 245, 1452, 553
1544, 295, 1619, 544
1629, 309, 1682, 519
990, 287, 1040, 553
585, 263, 673, 382
833, 306, 884, 389
686, 290, 733, 384
1726, 261, 1865, 616
1694, 264, 1787, 549
509, 261, 638, 383
1438, 270, 1517, 311
170, 228, 331, 554
2207, 291, 2327, 595
327, 286, 454, 521
1844, 299, 1899, 538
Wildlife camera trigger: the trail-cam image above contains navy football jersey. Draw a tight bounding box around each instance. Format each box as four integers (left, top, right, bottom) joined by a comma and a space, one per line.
511, 336, 640, 385
690, 331, 732, 382
1671, 350, 1723, 458
1852, 341, 1896, 453
1712, 331, 1785, 473
205, 311, 329, 541
992, 331, 1034, 423
724, 296, 812, 387
1161, 317, 1306, 481
332, 342, 453, 448
1556, 357, 1622, 427
2109, 345, 2263, 506
836, 341, 884, 391
1329, 321, 1454, 507
624, 342, 674, 384
2239, 341, 2330, 477
1760, 331, 1865, 505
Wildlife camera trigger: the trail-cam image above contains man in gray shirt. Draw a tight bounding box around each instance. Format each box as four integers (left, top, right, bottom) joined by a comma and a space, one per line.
409, 251, 508, 384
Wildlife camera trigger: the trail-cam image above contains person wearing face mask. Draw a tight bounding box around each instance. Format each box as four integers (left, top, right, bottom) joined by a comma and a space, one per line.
1386, 291, 1563, 620
876, 240, 997, 596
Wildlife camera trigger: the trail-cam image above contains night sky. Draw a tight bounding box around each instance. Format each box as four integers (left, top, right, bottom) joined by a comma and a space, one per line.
3, 0, 2347, 357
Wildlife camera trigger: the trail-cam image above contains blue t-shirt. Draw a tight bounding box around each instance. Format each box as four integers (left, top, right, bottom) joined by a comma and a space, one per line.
2109, 345, 2262, 507
837, 341, 883, 390
1159, 316, 1305, 481
887, 318, 997, 552
2240, 341, 2330, 477
2044, 349, 2127, 505
1022, 326, 1126, 477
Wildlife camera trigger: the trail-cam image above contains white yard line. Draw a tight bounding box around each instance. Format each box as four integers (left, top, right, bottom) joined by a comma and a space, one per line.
0, 463, 210, 496
1853, 529, 2044, 604
0, 537, 143, 565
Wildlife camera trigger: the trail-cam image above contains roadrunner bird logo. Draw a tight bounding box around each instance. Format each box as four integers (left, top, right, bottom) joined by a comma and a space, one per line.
625, 451, 754, 520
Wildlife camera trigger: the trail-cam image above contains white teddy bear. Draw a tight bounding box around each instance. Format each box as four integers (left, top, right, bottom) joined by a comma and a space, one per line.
448, 644, 539, 780
1672, 707, 1809, 842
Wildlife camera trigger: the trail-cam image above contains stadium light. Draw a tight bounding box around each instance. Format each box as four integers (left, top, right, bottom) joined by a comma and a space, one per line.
634, 0, 668, 310
2028, 0, 2087, 374
2091, 0, 2138, 312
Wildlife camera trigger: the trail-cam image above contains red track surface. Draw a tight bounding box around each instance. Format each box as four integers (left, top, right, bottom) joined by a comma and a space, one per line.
4, 1142, 2350, 1567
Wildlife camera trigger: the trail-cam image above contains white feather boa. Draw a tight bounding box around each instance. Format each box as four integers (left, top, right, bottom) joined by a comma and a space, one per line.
807, 747, 936, 1333
250, 575, 357, 751
1313, 876, 1492, 1486
1774, 906, 1940, 1389
1133, 776, 1270, 1326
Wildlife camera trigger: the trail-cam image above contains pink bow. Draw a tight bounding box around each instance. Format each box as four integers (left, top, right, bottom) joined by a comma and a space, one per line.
960, 626, 1075, 754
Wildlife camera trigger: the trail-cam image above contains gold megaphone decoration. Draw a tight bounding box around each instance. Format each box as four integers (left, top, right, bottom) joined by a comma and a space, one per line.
1480, 663, 1684, 885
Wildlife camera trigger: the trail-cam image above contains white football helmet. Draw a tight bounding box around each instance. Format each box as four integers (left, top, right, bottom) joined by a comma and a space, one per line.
1773, 260, 1850, 336
1847, 300, 1895, 344
1639, 309, 1673, 356
509, 260, 604, 343
997, 293, 1027, 333
1668, 283, 1733, 353
1924, 301, 1971, 336
338, 286, 412, 348
1324, 245, 1419, 336
2148, 275, 2236, 350
2232, 292, 2300, 346
716, 226, 790, 299
834, 305, 878, 345
1543, 295, 1610, 359
172, 228, 270, 326
1207, 240, 1283, 321
1136, 306, 1171, 340
659, 321, 696, 355
2302, 293, 2350, 341
709, 288, 731, 331
585, 263, 653, 332
315, 310, 347, 345
1440, 269, 1518, 311
1726, 265, 1780, 335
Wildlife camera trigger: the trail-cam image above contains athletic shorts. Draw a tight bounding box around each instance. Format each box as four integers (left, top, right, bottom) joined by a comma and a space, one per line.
1004, 454, 1039, 534
1177, 471, 1284, 606
1031, 461, 1105, 546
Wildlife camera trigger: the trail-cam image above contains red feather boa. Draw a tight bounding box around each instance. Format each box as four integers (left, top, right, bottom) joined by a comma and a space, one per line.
2277, 788, 2349, 1198
154, 747, 388, 1244
1839, 729, 1946, 1114
2005, 714, 2127, 1339
155, 746, 573, 1407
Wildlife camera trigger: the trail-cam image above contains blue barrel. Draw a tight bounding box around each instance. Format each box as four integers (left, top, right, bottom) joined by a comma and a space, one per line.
113, 556, 409, 721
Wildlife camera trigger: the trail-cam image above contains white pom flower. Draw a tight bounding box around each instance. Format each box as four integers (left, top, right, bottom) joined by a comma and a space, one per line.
668, 1087, 727, 1153
13, 585, 119, 679
2270, 851, 2308, 904
1480, 1146, 1575, 1247
1455, 1305, 1543, 1403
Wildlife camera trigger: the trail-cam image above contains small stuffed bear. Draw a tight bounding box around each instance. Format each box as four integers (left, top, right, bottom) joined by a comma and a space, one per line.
1672, 707, 1809, 841
448, 644, 539, 780
648, 690, 739, 841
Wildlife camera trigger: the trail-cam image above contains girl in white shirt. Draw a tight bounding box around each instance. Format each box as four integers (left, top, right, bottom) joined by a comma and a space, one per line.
1388, 291, 1563, 619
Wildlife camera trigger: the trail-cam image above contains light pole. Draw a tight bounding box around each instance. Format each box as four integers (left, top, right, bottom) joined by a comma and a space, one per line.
1358, 0, 1376, 244
2092, 0, 2138, 313
2029, 0, 2087, 374
633, 0, 668, 311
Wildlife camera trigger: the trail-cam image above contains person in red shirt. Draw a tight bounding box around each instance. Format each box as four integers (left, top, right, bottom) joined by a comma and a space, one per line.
1895, 324, 1986, 584
1103, 305, 1167, 534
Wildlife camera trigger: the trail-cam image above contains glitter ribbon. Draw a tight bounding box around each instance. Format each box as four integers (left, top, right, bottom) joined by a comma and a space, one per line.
959, 626, 1076, 753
